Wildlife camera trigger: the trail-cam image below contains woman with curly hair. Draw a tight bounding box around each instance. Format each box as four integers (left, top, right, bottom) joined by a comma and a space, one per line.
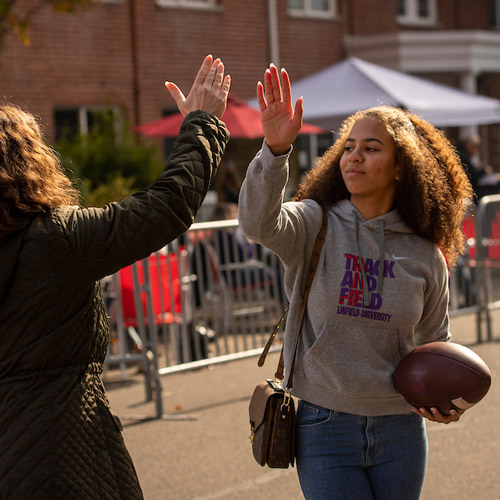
0, 107, 81, 233
239, 64, 473, 500
0, 55, 230, 499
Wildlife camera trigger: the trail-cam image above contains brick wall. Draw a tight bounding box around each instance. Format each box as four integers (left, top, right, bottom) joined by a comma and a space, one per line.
1, 1, 135, 137
438, 0, 491, 29
0, 0, 499, 143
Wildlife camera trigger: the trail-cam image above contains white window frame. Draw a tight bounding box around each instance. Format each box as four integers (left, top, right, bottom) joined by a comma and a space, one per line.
156, 0, 220, 10
78, 106, 122, 136
54, 106, 122, 141
397, 0, 438, 26
288, 0, 337, 20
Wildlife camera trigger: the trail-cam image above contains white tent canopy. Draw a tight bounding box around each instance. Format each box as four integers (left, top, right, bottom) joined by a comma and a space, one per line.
250, 57, 500, 130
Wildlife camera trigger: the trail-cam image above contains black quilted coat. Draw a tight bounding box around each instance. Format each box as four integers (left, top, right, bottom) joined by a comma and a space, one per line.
0, 111, 229, 499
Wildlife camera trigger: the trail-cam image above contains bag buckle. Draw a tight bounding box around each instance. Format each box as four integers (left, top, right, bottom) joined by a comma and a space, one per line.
280, 389, 292, 412
249, 426, 255, 444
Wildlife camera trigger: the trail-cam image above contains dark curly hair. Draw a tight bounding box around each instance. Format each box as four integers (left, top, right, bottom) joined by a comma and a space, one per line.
293, 105, 473, 266
0, 104, 80, 231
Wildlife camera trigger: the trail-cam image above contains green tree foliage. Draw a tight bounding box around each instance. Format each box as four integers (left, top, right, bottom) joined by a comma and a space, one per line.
55, 111, 164, 207
0, 0, 90, 47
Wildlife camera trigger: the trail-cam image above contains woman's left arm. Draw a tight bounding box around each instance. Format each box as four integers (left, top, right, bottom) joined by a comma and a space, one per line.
414, 249, 451, 345
51, 55, 230, 280
413, 248, 463, 424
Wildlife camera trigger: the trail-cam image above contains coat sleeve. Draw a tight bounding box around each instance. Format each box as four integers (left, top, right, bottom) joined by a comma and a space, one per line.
52, 110, 229, 281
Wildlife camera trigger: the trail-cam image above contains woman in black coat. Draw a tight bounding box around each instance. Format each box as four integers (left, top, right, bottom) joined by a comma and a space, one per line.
0, 55, 230, 500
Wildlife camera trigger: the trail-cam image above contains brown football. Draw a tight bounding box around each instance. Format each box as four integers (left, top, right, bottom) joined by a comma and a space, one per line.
393, 342, 491, 415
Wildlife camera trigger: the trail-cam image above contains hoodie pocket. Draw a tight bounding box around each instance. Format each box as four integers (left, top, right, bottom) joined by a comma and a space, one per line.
302, 319, 401, 401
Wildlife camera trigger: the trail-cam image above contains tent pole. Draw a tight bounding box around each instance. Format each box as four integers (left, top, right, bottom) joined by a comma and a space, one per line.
309, 134, 318, 169
459, 71, 479, 138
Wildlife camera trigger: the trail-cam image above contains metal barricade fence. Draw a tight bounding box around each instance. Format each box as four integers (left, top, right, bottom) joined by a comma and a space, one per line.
103, 219, 288, 417
104, 203, 500, 418
447, 195, 500, 342
471, 194, 500, 341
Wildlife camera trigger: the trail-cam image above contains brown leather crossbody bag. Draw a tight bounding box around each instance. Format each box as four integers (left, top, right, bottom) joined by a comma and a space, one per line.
248, 212, 328, 468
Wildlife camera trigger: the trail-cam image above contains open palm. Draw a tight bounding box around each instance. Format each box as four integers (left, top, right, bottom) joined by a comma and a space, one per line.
166, 55, 231, 119
257, 64, 303, 155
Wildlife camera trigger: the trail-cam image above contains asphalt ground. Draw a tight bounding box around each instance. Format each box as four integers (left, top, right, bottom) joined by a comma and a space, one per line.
104, 311, 500, 500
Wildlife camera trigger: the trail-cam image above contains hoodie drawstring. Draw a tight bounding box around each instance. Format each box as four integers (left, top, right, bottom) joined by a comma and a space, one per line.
354, 213, 385, 307
376, 220, 385, 295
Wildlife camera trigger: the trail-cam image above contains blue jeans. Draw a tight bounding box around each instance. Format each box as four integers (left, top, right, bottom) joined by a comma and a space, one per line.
296, 400, 428, 500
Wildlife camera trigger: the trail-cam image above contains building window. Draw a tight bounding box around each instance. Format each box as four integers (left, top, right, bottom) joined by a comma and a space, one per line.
156, 0, 219, 9
288, 0, 337, 19
54, 107, 121, 142
397, 0, 437, 26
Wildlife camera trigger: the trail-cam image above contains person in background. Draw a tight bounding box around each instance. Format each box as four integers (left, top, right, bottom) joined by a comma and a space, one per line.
238, 63, 473, 500
0, 55, 230, 499
218, 160, 242, 204
457, 133, 500, 200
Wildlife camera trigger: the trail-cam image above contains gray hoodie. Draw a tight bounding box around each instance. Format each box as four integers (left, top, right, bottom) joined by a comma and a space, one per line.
239, 142, 450, 416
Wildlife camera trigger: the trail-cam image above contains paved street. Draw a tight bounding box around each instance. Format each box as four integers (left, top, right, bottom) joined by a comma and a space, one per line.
104, 311, 500, 500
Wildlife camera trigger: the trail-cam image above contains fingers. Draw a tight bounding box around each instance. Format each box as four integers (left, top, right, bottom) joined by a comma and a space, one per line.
264, 68, 274, 105
269, 64, 282, 103
201, 58, 230, 98
211, 61, 231, 99
438, 408, 463, 423
167, 55, 230, 118
281, 68, 292, 106
188, 55, 225, 95
263, 64, 283, 105
204, 58, 221, 86
191, 54, 214, 90
413, 407, 463, 424
263, 65, 280, 106
434, 408, 459, 423
256, 81, 266, 112
165, 82, 186, 107
293, 96, 304, 127
221, 74, 231, 98
212, 60, 225, 88
262, 65, 296, 109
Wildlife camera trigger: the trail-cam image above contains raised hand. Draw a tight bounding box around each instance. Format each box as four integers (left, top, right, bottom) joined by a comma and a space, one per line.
257, 64, 303, 155
165, 55, 231, 119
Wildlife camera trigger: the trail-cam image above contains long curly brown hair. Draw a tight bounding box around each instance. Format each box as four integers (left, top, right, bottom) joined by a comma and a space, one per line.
293, 105, 473, 266
0, 104, 80, 231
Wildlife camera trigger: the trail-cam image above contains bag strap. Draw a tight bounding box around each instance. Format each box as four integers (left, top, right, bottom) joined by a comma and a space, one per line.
258, 211, 328, 383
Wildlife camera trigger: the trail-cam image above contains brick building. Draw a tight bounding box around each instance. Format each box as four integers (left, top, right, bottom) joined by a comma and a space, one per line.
2, 0, 500, 168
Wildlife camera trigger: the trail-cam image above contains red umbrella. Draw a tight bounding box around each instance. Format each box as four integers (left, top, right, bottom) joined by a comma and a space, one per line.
135, 96, 325, 138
